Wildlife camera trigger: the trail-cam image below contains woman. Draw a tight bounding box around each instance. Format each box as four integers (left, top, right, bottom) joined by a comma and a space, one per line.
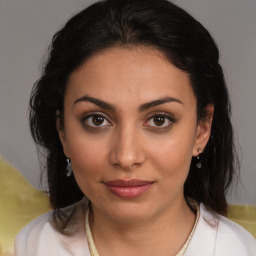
15, 0, 256, 255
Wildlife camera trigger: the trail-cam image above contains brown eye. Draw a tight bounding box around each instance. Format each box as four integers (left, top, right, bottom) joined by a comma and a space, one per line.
92, 115, 104, 126
82, 113, 111, 127
153, 116, 165, 126
144, 113, 174, 129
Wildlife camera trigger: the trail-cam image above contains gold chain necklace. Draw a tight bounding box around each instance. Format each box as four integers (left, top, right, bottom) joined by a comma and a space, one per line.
85, 205, 199, 256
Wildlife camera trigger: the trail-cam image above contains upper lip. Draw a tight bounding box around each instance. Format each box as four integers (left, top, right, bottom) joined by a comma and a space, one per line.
104, 179, 153, 187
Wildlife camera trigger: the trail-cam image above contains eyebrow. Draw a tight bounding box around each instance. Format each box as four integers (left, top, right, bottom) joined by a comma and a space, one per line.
73, 95, 183, 112
139, 96, 183, 111
73, 95, 116, 111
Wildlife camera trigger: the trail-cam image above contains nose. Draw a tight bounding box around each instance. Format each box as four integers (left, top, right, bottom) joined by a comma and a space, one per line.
109, 125, 146, 170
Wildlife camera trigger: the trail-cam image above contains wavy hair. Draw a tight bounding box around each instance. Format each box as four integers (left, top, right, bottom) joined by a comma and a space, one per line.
30, 0, 238, 216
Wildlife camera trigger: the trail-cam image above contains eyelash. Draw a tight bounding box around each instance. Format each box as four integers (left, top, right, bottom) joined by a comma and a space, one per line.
81, 112, 112, 129
144, 112, 176, 131
80, 111, 176, 131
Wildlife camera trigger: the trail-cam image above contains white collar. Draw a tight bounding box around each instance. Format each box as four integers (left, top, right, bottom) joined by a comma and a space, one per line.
184, 203, 219, 255
58, 199, 219, 256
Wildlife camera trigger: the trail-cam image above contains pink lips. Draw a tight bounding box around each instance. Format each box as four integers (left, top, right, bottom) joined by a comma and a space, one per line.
104, 179, 153, 199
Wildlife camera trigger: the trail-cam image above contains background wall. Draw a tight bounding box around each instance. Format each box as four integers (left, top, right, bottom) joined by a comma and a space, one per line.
0, 0, 255, 204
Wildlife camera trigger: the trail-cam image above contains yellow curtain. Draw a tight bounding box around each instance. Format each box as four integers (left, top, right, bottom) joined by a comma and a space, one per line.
228, 204, 256, 238
0, 157, 50, 255
0, 157, 255, 255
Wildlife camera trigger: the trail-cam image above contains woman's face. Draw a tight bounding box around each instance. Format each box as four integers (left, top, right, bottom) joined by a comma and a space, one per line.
58, 46, 212, 223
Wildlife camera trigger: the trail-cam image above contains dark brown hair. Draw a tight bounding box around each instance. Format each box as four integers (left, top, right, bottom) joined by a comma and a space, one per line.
30, 0, 238, 216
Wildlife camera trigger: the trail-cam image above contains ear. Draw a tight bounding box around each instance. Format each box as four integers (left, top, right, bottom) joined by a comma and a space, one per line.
56, 110, 70, 158
192, 104, 214, 156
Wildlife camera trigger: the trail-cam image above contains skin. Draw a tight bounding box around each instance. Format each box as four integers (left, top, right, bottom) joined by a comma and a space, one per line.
57, 46, 213, 256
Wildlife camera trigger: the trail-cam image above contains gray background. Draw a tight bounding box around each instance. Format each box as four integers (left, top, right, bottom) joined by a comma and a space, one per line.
0, 0, 255, 204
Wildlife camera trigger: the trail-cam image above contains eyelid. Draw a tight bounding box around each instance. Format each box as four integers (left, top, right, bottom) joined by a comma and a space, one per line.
144, 111, 176, 129
146, 111, 176, 121
80, 111, 176, 131
81, 111, 113, 127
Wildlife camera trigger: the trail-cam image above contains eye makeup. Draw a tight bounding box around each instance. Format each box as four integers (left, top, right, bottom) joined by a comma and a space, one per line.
143, 111, 177, 132
79, 110, 177, 134
80, 111, 112, 131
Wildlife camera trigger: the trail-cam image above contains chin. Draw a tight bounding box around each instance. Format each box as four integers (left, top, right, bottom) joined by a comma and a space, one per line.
102, 200, 156, 224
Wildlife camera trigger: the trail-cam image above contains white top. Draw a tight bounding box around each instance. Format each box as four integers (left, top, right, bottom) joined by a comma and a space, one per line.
14, 198, 256, 256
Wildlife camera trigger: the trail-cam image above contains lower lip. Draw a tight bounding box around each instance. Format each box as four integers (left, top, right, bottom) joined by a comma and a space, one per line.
105, 184, 153, 199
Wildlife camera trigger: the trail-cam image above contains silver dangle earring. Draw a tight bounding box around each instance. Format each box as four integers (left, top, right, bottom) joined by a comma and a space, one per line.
196, 147, 202, 169
66, 158, 73, 177
196, 155, 202, 169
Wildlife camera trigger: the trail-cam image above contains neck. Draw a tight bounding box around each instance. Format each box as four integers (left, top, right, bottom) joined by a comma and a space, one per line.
89, 197, 196, 256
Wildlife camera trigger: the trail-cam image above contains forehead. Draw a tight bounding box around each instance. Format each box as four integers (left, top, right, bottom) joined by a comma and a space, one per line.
66, 46, 196, 109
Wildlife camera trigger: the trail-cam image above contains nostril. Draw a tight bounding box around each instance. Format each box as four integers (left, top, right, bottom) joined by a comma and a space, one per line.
109, 145, 146, 170
108, 128, 146, 169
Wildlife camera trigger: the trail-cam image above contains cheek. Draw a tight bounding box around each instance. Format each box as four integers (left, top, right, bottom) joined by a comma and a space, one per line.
67, 136, 109, 190
148, 128, 196, 178
151, 142, 192, 174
